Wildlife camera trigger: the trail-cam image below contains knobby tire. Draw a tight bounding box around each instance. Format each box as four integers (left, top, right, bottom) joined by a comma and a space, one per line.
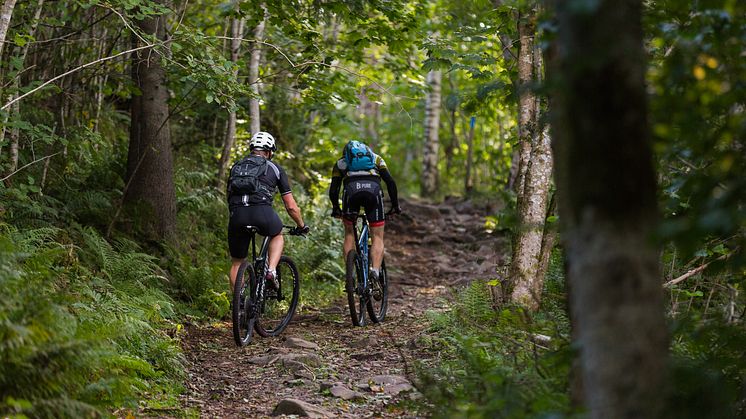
255, 255, 300, 337
367, 259, 389, 323
232, 262, 256, 346
346, 250, 366, 326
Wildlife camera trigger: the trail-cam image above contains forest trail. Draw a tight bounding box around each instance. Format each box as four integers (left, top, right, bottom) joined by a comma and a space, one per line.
178, 198, 506, 418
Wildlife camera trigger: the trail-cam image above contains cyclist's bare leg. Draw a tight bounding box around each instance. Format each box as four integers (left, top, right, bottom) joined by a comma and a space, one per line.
370, 225, 384, 270
230, 257, 244, 290
343, 223, 355, 258
267, 233, 284, 271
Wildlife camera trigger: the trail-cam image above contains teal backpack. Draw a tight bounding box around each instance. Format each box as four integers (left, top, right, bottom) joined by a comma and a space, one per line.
343, 141, 376, 172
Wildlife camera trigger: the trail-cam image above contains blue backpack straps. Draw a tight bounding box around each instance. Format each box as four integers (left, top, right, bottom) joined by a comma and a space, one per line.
344, 141, 376, 172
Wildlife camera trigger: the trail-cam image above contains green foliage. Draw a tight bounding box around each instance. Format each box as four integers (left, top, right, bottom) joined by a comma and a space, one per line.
664, 317, 746, 418
648, 0, 746, 271
418, 260, 572, 418
0, 226, 183, 417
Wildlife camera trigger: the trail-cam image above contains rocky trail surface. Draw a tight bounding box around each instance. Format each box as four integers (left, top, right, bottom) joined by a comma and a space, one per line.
178, 198, 505, 418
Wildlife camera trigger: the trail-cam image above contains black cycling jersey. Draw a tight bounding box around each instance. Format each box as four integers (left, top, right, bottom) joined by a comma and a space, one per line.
329, 156, 399, 215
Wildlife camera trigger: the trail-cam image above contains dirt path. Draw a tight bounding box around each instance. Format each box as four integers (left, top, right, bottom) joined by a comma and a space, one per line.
179, 198, 505, 418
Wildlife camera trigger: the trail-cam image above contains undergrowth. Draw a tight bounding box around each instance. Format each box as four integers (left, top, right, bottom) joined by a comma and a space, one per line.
419, 247, 746, 418
0, 225, 183, 418
417, 250, 572, 418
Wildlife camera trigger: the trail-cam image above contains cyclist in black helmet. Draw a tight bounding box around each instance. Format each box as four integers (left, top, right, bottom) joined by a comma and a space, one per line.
227, 131, 309, 292
329, 140, 401, 284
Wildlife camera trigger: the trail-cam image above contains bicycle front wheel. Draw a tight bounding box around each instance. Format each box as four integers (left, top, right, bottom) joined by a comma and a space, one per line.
232, 262, 256, 346
367, 259, 389, 323
345, 250, 366, 326
255, 256, 300, 337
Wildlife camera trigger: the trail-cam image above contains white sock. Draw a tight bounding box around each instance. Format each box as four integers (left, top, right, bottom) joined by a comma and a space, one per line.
370, 268, 379, 275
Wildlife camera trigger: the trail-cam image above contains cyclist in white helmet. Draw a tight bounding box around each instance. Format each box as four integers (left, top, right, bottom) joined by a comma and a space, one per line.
226, 131, 309, 292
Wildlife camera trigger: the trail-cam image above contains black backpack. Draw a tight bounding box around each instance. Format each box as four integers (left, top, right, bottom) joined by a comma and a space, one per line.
228, 155, 272, 204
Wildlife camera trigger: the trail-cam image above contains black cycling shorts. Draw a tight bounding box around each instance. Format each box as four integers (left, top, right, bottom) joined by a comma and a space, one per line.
342, 179, 385, 227
228, 205, 283, 259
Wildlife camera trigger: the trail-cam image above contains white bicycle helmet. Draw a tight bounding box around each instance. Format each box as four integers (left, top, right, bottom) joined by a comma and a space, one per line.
249, 131, 276, 152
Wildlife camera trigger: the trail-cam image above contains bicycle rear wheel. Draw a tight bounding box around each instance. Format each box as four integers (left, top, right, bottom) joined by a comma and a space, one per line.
232, 262, 256, 346
367, 259, 389, 323
345, 250, 366, 326
255, 256, 300, 337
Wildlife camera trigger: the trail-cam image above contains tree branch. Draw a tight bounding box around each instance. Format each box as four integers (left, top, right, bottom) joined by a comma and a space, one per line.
210, 36, 413, 125
1, 44, 154, 111
0, 151, 61, 182
663, 253, 729, 288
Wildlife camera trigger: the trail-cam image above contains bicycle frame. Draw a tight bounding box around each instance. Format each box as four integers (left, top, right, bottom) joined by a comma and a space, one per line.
246, 228, 281, 301
351, 217, 370, 293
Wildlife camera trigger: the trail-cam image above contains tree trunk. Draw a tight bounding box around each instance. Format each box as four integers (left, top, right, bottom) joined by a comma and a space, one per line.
248, 4, 267, 136
216, 14, 245, 186
464, 116, 475, 194
5, 0, 44, 176
509, 116, 553, 310
125, 4, 177, 240
536, 190, 558, 282
0, 0, 16, 59
552, 0, 666, 416
357, 86, 380, 149
421, 69, 442, 196
444, 75, 459, 173
513, 10, 536, 196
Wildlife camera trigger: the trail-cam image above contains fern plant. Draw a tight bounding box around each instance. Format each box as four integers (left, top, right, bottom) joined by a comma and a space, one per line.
0, 226, 184, 418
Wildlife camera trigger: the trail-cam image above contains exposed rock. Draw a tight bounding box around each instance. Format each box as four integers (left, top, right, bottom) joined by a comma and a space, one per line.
351, 351, 383, 361
357, 375, 414, 395
438, 206, 456, 215
280, 352, 322, 368
271, 399, 333, 418
247, 354, 279, 366
319, 381, 343, 391
350, 336, 376, 349
293, 368, 315, 380
330, 384, 365, 400
403, 201, 441, 219
284, 337, 320, 350
422, 235, 444, 246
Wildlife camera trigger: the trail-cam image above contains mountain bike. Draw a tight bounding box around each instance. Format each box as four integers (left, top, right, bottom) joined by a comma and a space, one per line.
345, 214, 389, 326
232, 225, 303, 346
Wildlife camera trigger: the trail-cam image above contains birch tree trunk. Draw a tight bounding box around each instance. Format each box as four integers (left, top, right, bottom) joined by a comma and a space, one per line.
125, 4, 177, 239
248, 4, 267, 136
0, 0, 17, 163
464, 116, 475, 194
513, 10, 536, 196
421, 69, 442, 196
6, 0, 44, 177
552, 0, 666, 416
216, 14, 244, 185
0, 0, 16, 59
509, 116, 553, 310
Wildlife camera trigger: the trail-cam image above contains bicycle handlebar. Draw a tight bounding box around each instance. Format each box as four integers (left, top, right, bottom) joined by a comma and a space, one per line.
283, 224, 309, 236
